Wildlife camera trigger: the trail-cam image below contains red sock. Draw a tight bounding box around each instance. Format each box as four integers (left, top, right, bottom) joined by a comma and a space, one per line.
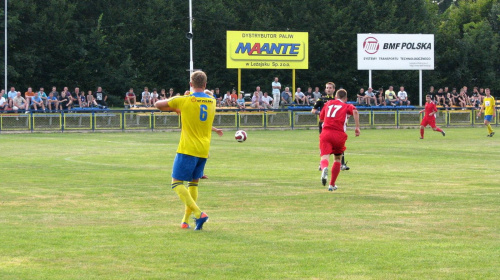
420, 128, 424, 138
435, 127, 443, 132
320, 159, 329, 170
330, 162, 341, 186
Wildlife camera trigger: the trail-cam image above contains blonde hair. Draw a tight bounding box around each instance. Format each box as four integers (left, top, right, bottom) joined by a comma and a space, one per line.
191, 71, 207, 89
326, 82, 336, 88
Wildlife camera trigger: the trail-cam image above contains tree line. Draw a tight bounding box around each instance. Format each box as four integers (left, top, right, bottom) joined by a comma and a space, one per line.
0, 0, 498, 105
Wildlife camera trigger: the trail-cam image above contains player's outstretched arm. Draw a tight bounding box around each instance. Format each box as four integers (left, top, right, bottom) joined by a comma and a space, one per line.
353, 109, 361, 137
155, 99, 176, 112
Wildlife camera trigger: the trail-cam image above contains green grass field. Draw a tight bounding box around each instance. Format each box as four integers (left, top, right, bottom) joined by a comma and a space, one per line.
1, 128, 499, 279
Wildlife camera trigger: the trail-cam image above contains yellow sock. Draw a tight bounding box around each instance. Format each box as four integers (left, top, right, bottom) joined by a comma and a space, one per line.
182, 182, 199, 224
487, 124, 493, 134
172, 180, 202, 219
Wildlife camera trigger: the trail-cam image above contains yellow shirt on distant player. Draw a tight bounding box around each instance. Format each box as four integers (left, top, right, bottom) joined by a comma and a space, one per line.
167, 92, 216, 158
483, 96, 495, 116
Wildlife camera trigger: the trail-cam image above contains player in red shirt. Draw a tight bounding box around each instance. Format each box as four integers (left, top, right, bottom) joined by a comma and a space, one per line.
319, 89, 360, 191
419, 95, 445, 139
312, 82, 350, 171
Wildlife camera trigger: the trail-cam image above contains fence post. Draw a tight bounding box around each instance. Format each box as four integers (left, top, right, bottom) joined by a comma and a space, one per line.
469, 109, 474, 127
30, 111, 33, 132
92, 111, 95, 132
447, 110, 450, 127
263, 110, 267, 129
472, 109, 475, 127
291, 110, 294, 130
236, 110, 240, 130
371, 108, 374, 127
61, 111, 65, 133
151, 111, 154, 131
121, 110, 125, 131
396, 108, 399, 129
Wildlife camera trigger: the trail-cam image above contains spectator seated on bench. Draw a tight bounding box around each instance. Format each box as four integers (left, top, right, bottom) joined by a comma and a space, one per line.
125, 88, 137, 108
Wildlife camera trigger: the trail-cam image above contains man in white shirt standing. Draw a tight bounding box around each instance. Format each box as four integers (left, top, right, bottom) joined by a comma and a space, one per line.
397, 86, 411, 106
271, 77, 281, 109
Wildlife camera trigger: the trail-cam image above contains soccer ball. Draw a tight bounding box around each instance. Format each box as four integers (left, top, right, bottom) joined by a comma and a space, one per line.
234, 130, 247, 142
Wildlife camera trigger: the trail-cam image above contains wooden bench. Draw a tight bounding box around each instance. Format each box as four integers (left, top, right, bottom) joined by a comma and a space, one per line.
124, 102, 145, 108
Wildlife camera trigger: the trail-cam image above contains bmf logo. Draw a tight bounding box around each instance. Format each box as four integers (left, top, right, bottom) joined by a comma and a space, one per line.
363, 37, 379, 54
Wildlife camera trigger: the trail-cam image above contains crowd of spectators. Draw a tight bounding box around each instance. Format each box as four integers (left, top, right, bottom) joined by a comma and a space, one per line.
0, 86, 109, 113
2, 82, 493, 113
428, 85, 489, 110
354, 85, 494, 109
209, 77, 495, 110
136, 83, 496, 111
355, 85, 411, 107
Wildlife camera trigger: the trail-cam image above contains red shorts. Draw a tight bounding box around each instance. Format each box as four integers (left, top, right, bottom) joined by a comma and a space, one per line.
320, 130, 347, 156
421, 117, 436, 128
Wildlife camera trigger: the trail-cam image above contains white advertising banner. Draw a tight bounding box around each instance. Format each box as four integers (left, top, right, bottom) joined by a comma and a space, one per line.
357, 34, 434, 70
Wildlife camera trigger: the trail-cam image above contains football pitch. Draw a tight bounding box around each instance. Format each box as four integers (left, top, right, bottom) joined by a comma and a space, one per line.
1, 128, 499, 279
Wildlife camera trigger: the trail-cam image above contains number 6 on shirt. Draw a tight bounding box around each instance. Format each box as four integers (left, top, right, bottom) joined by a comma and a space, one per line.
199, 104, 208, 121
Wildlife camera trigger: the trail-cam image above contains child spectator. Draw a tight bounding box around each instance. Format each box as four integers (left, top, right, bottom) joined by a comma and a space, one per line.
230, 89, 238, 106
160, 89, 167, 100
236, 93, 245, 110
376, 88, 384, 105
141, 87, 151, 107
151, 88, 159, 105
222, 91, 232, 106
77, 89, 87, 108
87, 90, 98, 107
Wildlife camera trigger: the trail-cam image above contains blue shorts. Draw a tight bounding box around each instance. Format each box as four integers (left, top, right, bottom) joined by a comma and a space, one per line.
484, 115, 493, 122
172, 153, 207, 182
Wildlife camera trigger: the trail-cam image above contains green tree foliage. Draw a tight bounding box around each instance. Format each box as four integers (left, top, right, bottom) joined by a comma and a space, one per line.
0, 0, 498, 105
436, 0, 499, 91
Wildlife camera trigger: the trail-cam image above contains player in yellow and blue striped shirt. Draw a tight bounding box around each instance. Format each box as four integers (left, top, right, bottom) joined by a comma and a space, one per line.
155, 71, 216, 230
476, 88, 496, 137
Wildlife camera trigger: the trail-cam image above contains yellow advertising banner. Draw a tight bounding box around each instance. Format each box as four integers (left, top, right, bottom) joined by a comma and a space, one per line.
226, 31, 308, 69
